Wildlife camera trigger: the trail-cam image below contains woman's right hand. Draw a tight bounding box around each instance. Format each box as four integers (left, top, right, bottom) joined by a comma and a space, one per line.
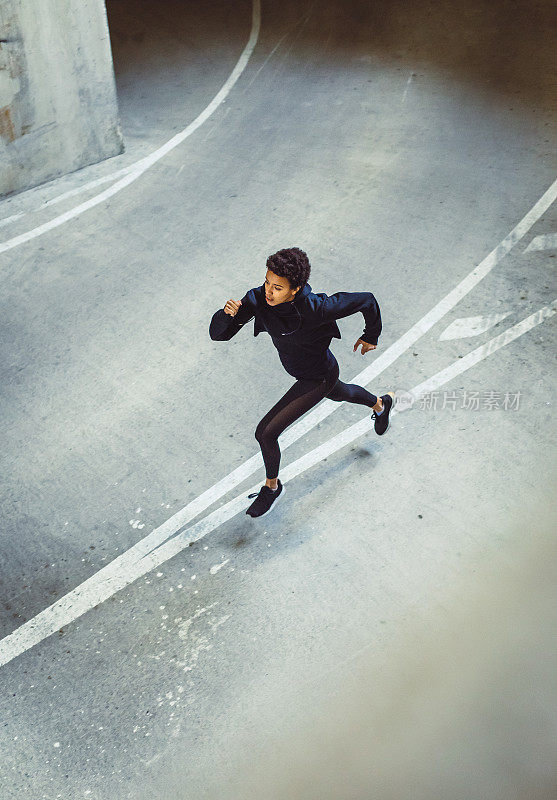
224, 299, 242, 317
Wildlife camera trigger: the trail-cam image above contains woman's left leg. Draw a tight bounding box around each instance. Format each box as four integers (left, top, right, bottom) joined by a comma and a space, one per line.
325, 372, 395, 436
326, 378, 379, 408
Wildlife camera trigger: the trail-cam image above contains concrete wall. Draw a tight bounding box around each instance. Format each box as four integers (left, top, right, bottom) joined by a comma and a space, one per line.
0, 0, 124, 198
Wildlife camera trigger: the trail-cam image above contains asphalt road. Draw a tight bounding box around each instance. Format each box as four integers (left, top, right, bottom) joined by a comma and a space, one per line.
0, 1, 556, 798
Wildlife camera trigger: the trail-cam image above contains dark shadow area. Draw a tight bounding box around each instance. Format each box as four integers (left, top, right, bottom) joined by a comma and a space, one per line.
105, 0, 557, 132
303, 0, 557, 111
105, 0, 253, 140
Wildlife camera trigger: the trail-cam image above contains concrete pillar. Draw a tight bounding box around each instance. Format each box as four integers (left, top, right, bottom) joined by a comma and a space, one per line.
0, 0, 124, 198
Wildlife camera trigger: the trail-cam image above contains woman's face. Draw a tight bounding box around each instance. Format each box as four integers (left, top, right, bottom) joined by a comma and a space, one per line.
264, 269, 300, 305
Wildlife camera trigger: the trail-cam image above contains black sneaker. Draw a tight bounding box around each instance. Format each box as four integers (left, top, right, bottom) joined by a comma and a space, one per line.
371, 392, 395, 435
246, 479, 285, 518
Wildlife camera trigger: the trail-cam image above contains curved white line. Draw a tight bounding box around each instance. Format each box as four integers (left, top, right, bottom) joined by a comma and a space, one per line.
0, 0, 319, 223
0, 0, 261, 256
41, 165, 138, 208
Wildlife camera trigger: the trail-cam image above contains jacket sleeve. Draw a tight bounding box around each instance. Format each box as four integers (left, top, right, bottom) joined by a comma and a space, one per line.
209, 292, 256, 341
319, 291, 382, 345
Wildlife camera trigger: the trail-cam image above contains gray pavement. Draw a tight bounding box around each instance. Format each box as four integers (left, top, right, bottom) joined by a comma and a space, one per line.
0, 1, 556, 798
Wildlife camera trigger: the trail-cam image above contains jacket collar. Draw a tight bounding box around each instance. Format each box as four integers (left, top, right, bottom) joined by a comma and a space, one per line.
254, 281, 311, 336
295, 282, 312, 304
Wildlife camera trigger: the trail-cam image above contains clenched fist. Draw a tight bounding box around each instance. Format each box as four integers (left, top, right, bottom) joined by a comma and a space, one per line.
353, 338, 377, 354
224, 299, 242, 317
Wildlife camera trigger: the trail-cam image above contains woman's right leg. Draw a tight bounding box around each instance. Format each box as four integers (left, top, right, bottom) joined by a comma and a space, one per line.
254, 363, 340, 484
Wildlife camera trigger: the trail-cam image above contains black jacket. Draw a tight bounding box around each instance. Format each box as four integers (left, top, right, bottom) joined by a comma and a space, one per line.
209, 282, 382, 380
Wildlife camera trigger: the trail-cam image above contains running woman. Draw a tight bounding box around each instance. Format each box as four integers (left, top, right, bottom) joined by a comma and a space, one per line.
209, 247, 394, 518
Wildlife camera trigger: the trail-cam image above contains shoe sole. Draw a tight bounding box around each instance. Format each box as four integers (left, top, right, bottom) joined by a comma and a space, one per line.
247, 485, 286, 518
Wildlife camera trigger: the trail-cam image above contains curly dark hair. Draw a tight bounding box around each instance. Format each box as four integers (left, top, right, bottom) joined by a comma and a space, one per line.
266, 247, 311, 290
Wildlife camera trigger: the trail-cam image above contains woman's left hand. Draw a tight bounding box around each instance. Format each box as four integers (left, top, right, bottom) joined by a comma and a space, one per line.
353, 338, 377, 354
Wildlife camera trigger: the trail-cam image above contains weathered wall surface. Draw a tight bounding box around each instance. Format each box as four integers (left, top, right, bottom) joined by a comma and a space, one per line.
0, 0, 124, 198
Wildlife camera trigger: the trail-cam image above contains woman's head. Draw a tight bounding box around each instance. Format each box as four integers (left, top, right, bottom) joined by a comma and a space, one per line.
264, 247, 311, 306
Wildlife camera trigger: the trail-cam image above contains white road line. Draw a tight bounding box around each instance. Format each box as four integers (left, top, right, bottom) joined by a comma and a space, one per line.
0, 212, 24, 229
243, 32, 291, 91
0, 0, 261, 256
439, 312, 512, 340
410, 300, 556, 397
1, 298, 554, 669
0, 165, 138, 228
525, 232, 557, 252
0, 178, 554, 671
401, 72, 414, 104
40, 166, 138, 208
242, 0, 319, 93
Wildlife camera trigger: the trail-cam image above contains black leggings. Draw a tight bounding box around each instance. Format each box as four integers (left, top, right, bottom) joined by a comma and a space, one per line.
254, 357, 378, 480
